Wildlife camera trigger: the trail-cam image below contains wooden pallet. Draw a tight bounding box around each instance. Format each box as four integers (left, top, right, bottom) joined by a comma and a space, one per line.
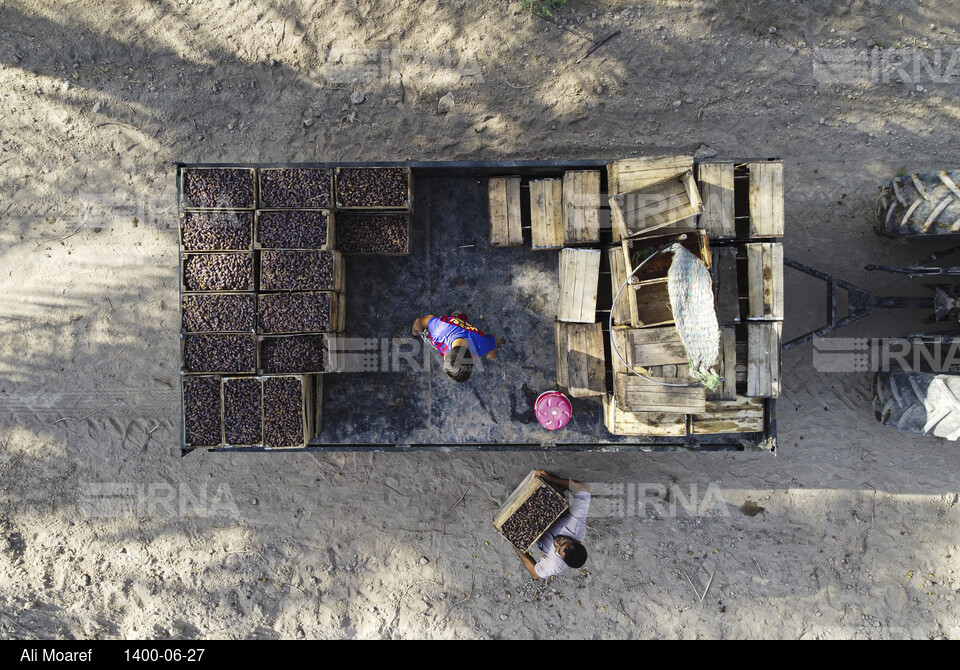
748, 161, 785, 238
747, 321, 781, 398
609, 171, 702, 240
698, 162, 736, 239
746, 242, 784, 320
614, 373, 706, 414
602, 394, 688, 436
555, 321, 606, 397
558, 248, 600, 323
530, 178, 564, 249
489, 176, 523, 246
606, 155, 694, 195
562, 170, 601, 244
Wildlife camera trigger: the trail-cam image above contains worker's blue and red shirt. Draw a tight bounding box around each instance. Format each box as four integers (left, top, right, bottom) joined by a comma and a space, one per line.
426, 316, 497, 357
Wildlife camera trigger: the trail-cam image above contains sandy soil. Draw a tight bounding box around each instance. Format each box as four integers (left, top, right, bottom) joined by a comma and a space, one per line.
2, 0, 960, 639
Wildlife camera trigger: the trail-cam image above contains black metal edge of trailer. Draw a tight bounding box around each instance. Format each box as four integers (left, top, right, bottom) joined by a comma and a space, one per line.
176, 160, 781, 457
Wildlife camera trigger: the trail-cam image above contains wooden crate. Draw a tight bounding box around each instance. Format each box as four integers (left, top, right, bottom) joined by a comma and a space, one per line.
181, 376, 225, 449
262, 374, 316, 449
712, 246, 741, 326
492, 471, 569, 553
607, 246, 633, 326
698, 162, 736, 239
259, 250, 344, 292
630, 278, 675, 328
562, 170, 601, 244
748, 161, 785, 238
180, 167, 256, 210
602, 394, 688, 436
529, 178, 564, 249
258, 291, 342, 334
334, 167, 413, 210
221, 376, 264, 447
259, 333, 343, 375
614, 373, 706, 414
181, 333, 257, 375
179, 210, 254, 252
692, 396, 765, 434
621, 229, 711, 283
181, 251, 255, 293
747, 321, 781, 398
606, 155, 694, 195
488, 176, 523, 247
609, 171, 703, 240
555, 321, 605, 397
746, 243, 784, 320
255, 209, 335, 251
624, 325, 687, 369
558, 248, 601, 323
707, 327, 737, 401
258, 168, 333, 209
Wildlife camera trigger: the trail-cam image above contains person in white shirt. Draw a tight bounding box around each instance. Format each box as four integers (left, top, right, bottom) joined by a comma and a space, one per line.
514, 470, 591, 579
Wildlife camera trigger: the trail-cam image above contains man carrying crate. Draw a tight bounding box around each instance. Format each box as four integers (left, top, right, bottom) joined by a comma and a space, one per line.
515, 470, 591, 579
403, 312, 498, 383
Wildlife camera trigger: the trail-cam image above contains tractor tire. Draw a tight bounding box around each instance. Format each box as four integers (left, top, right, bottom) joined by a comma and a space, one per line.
873, 370, 960, 440
876, 169, 960, 237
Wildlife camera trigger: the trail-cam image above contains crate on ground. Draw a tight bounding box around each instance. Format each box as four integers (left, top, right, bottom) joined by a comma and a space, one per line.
745, 161, 785, 238
558, 248, 600, 323
554, 321, 605, 397
488, 176, 523, 247
259, 333, 342, 375
255, 210, 335, 250
181, 167, 256, 210
180, 210, 254, 251
337, 211, 411, 254
181, 292, 257, 334
258, 168, 333, 209
222, 377, 264, 447
181, 376, 224, 449
609, 170, 702, 240
262, 375, 318, 449
529, 178, 564, 250
493, 471, 569, 553
562, 170, 601, 244
181, 251, 254, 293
335, 167, 412, 210
606, 155, 694, 196
181, 333, 257, 375
259, 250, 343, 292
258, 291, 342, 334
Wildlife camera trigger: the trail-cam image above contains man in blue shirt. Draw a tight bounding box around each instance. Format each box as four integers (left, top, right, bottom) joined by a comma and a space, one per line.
410, 312, 497, 383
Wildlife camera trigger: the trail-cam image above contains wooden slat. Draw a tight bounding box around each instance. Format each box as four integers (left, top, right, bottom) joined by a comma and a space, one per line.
707, 326, 737, 401
747, 322, 781, 398
530, 179, 564, 249
692, 396, 765, 434
748, 162, 785, 237
626, 326, 687, 368
608, 247, 633, 326
563, 170, 601, 244
602, 394, 688, 436
488, 176, 522, 246
712, 246, 740, 325
555, 321, 605, 397
610, 326, 631, 376
735, 340, 747, 385
607, 155, 694, 195
747, 243, 784, 320
558, 248, 600, 323
698, 163, 736, 238
615, 373, 706, 413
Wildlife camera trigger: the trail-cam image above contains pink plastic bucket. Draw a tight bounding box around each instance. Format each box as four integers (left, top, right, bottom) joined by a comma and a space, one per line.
535, 391, 572, 431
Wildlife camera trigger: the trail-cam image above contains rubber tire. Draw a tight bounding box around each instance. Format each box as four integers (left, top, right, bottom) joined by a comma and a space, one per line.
874, 370, 960, 440
877, 170, 960, 237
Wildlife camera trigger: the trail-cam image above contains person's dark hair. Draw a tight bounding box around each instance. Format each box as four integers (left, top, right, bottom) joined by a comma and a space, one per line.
562, 542, 587, 569
444, 344, 474, 383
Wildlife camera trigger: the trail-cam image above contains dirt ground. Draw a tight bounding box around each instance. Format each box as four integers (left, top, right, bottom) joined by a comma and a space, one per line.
2, 0, 960, 640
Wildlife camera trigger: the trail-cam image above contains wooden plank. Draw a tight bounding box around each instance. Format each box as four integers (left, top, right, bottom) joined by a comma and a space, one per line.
610, 326, 632, 376
615, 373, 706, 413
563, 170, 601, 244
747, 243, 784, 320
505, 176, 523, 245
692, 397, 765, 434
602, 394, 688, 436
747, 322, 781, 398
634, 278, 674, 327
607, 246, 633, 326
707, 327, 737, 400
555, 322, 605, 397
698, 163, 736, 238
626, 326, 687, 368
488, 177, 509, 246
558, 248, 600, 323
530, 179, 563, 249
748, 162, 785, 237
735, 339, 747, 385
607, 155, 694, 195
712, 246, 740, 325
